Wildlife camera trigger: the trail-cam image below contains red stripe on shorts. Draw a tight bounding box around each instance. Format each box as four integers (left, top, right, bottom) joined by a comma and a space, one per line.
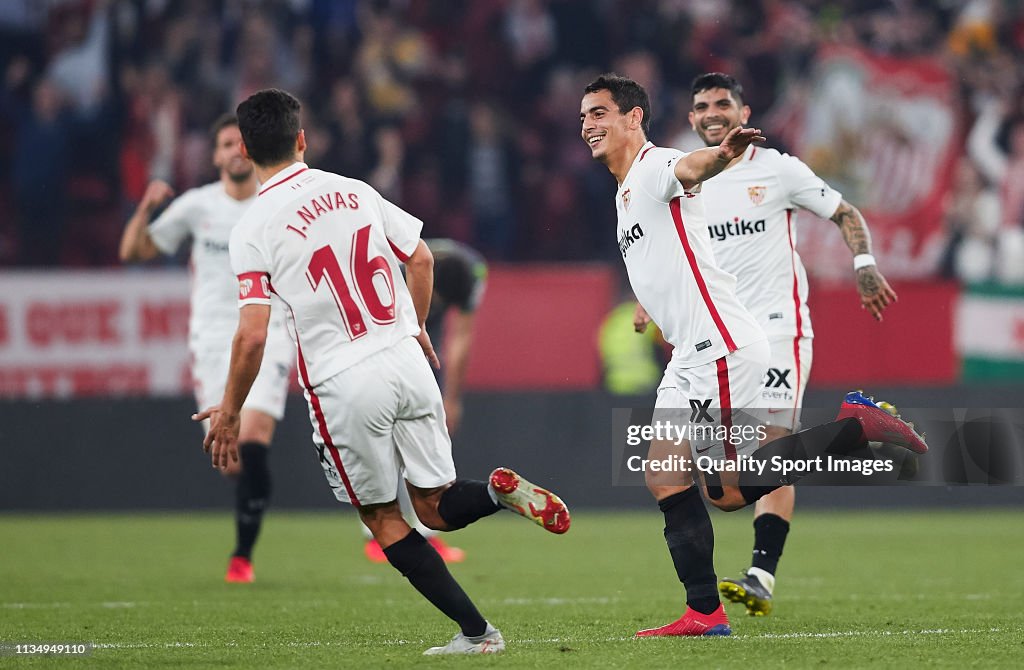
716, 356, 737, 461
294, 332, 361, 507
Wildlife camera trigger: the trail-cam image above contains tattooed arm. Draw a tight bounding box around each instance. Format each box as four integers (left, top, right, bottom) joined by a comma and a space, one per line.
831, 200, 898, 321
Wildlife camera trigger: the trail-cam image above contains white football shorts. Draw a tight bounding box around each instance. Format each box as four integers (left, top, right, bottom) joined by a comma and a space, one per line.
761, 335, 813, 432
655, 339, 770, 461
193, 320, 294, 422
302, 336, 456, 507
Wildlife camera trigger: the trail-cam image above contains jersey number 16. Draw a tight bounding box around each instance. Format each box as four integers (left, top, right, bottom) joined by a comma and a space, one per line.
306, 225, 397, 341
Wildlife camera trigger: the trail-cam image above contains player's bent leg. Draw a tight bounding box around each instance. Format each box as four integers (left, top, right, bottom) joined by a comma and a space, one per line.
836, 391, 928, 453
701, 482, 748, 512
398, 482, 437, 537
360, 500, 415, 547
363, 481, 466, 563
361, 500, 502, 654
697, 462, 749, 512
408, 480, 501, 532
753, 424, 797, 520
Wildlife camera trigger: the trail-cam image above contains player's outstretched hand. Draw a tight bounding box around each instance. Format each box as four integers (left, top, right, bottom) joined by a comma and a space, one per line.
193, 405, 241, 469
856, 266, 898, 321
633, 302, 651, 334
415, 328, 441, 370
718, 126, 765, 162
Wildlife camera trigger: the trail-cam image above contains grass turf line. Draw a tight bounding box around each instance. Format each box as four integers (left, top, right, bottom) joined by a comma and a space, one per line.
0, 509, 1021, 668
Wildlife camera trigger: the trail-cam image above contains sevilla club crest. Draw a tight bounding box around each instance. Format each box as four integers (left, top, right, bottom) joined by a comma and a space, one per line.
621, 188, 631, 210
747, 186, 766, 206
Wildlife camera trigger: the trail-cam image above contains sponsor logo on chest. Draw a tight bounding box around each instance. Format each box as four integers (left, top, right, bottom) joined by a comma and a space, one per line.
618, 223, 645, 258
201, 237, 230, 254
708, 218, 766, 241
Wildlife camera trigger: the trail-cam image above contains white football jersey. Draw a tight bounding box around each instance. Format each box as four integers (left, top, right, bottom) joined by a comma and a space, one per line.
148, 181, 289, 350
230, 162, 421, 388
701, 145, 843, 339
616, 142, 765, 368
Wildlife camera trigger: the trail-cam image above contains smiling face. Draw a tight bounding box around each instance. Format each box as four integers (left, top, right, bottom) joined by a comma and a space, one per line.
580, 88, 643, 165
689, 87, 750, 147
213, 124, 254, 183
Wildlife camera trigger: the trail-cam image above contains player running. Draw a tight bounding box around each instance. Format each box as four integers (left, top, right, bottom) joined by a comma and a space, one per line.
634, 72, 899, 617
197, 88, 569, 655
582, 73, 926, 638
119, 114, 294, 584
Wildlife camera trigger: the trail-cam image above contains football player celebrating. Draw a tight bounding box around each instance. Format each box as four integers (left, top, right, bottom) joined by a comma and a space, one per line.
199, 89, 570, 655
636, 72, 897, 617
120, 114, 294, 584
582, 73, 924, 637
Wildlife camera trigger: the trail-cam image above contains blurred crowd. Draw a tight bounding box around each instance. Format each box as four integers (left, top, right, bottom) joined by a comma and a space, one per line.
1, 0, 1023, 283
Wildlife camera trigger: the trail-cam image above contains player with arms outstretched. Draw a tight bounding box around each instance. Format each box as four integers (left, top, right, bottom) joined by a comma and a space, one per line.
582, 74, 925, 637
197, 89, 569, 655
119, 114, 293, 584
634, 72, 899, 616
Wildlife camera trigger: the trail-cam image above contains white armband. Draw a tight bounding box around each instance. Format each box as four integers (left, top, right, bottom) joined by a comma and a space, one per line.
853, 254, 876, 270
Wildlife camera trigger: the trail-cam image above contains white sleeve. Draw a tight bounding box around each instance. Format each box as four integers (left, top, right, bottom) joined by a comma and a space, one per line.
777, 153, 843, 219
647, 150, 693, 202
147, 191, 196, 255
378, 196, 423, 261
229, 223, 272, 307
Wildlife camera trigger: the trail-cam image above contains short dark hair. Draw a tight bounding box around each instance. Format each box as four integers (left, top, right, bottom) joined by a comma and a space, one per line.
236, 89, 302, 166
209, 113, 238, 148
690, 72, 744, 106
584, 73, 651, 136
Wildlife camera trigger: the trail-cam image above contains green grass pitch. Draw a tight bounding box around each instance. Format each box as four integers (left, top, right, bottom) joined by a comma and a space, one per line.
1, 508, 1021, 668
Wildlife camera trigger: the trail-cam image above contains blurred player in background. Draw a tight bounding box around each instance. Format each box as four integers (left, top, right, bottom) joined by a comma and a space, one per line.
423, 238, 488, 436
119, 114, 294, 584
362, 238, 487, 564
583, 73, 924, 638
199, 88, 569, 655
635, 72, 898, 617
